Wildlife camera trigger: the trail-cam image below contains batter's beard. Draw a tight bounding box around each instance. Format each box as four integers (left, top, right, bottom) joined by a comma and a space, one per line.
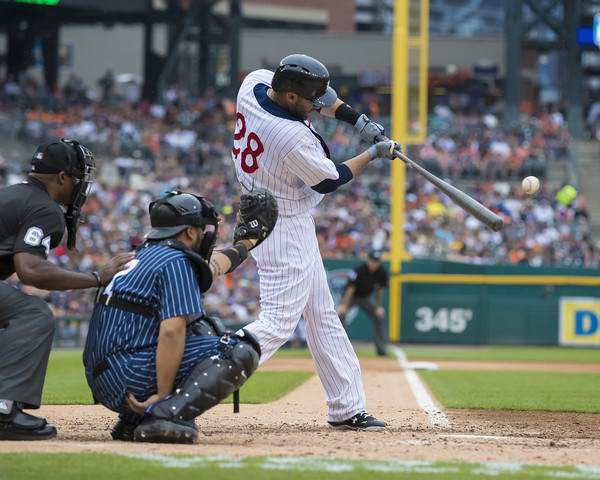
288, 98, 315, 120
289, 104, 309, 120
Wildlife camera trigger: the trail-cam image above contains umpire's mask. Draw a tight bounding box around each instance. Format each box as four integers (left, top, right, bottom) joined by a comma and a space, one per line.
63, 139, 95, 250
146, 191, 220, 261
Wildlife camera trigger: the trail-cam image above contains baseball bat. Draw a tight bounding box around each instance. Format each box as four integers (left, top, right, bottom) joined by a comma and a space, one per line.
393, 147, 504, 232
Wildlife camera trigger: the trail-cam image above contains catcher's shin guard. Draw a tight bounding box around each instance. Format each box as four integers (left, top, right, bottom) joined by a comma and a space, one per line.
146, 330, 260, 422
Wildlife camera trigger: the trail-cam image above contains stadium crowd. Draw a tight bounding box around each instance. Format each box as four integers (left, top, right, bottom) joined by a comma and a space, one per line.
0, 71, 598, 328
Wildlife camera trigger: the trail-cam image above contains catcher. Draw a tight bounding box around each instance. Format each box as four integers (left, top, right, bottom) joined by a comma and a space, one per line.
83, 189, 277, 443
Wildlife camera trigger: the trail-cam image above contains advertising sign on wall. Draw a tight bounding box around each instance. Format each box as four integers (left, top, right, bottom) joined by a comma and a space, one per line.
559, 297, 600, 347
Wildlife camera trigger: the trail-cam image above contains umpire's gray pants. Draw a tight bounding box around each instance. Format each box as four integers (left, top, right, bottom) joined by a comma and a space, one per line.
350, 296, 388, 356
0, 282, 55, 409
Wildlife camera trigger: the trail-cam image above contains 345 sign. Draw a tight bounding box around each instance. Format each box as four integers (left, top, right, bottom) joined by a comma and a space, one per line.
414, 307, 473, 334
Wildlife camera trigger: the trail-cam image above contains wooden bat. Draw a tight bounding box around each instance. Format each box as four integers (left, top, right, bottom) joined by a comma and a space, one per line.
393, 147, 504, 232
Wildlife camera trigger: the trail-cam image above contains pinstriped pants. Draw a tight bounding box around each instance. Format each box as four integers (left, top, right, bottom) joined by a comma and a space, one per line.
242, 214, 366, 422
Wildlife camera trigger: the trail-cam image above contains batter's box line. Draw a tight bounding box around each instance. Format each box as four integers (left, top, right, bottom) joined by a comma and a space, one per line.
391, 346, 450, 429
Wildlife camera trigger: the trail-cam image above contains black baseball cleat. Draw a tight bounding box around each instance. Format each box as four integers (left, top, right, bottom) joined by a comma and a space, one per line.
328, 411, 386, 431
0, 404, 57, 441
133, 417, 198, 444
110, 417, 137, 442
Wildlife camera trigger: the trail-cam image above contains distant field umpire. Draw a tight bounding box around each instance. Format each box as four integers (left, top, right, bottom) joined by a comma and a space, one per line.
0, 140, 134, 441
338, 250, 389, 357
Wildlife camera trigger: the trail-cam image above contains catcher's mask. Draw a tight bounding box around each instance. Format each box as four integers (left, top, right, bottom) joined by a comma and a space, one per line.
271, 54, 337, 108
31, 138, 96, 250
146, 191, 220, 261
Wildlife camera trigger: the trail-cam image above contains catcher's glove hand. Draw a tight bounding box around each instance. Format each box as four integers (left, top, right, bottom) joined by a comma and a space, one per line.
234, 188, 278, 249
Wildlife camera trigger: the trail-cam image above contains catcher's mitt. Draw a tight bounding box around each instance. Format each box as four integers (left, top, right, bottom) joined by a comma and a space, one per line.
233, 188, 278, 248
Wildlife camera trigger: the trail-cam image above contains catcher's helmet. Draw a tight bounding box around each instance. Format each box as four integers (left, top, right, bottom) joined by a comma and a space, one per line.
146, 191, 220, 260
271, 54, 337, 108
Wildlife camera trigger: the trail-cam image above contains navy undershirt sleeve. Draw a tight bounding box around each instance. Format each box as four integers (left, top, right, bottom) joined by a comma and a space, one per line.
310, 164, 353, 193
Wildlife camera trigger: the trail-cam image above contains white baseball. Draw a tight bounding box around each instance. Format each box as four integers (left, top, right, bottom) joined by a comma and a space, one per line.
522, 176, 540, 194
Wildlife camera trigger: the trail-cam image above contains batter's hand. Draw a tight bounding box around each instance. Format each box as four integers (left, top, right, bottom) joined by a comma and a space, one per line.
97, 252, 136, 286
367, 140, 402, 161
354, 114, 386, 145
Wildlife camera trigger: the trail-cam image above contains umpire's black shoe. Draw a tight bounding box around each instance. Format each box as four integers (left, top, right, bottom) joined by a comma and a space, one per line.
133, 417, 198, 444
0, 404, 57, 441
328, 411, 386, 432
110, 418, 137, 442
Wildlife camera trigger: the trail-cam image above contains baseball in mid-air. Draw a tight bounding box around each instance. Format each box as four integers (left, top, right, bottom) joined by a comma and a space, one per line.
521, 176, 540, 194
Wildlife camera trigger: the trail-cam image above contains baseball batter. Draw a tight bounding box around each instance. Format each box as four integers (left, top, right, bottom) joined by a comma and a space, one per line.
232, 54, 400, 430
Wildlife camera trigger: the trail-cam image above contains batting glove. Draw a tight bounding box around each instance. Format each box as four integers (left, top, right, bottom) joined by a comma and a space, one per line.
367, 140, 402, 161
354, 114, 386, 144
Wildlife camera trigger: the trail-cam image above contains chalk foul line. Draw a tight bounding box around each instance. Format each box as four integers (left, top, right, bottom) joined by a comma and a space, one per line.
391, 346, 450, 428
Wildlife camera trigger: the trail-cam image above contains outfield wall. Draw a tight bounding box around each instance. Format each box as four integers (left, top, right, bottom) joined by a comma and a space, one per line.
52, 258, 600, 348
324, 258, 600, 348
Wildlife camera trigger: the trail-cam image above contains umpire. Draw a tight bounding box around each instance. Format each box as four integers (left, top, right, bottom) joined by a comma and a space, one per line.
338, 250, 389, 357
0, 140, 134, 441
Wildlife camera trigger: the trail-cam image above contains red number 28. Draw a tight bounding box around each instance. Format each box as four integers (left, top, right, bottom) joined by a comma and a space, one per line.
232, 112, 264, 174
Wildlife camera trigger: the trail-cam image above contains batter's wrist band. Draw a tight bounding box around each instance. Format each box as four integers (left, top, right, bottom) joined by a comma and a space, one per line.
335, 102, 361, 126
222, 243, 249, 274
92, 271, 102, 287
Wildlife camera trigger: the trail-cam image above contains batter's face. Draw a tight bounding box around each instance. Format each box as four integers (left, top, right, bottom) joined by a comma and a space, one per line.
287, 93, 319, 120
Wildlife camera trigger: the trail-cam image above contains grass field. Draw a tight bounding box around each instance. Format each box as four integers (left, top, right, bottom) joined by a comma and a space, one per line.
401, 345, 600, 363
420, 370, 600, 412
6, 346, 597, 480
1, 452, 599, 480
43, 347, 600, 413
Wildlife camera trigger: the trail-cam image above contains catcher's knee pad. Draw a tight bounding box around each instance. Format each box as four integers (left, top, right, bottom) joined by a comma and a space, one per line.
147, 332, 260, 422
188, 315, 229, 337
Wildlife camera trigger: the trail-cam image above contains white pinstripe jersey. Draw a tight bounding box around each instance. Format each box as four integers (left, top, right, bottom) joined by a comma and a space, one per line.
232, 69, 339, 216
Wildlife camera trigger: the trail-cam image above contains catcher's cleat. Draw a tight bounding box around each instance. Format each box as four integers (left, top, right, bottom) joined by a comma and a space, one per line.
133, 417, 198, 444
110, 417, 136, 442
0, 404, 57, 441
327, 411, 386, 432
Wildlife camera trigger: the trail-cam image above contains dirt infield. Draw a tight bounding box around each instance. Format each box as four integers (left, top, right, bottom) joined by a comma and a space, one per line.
2, 356, 599, 466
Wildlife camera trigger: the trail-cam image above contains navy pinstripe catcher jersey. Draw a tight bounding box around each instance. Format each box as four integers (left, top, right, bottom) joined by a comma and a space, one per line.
0, 179, 66, 280
83, 245, 223, 411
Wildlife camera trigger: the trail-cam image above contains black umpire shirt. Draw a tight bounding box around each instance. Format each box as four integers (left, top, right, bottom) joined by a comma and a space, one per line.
346, 262, 389, 299
0, 178, 66, 280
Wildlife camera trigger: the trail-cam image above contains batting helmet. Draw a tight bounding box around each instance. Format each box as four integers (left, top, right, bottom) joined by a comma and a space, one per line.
146, 191, 220, 260
271, 54, 337, 108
